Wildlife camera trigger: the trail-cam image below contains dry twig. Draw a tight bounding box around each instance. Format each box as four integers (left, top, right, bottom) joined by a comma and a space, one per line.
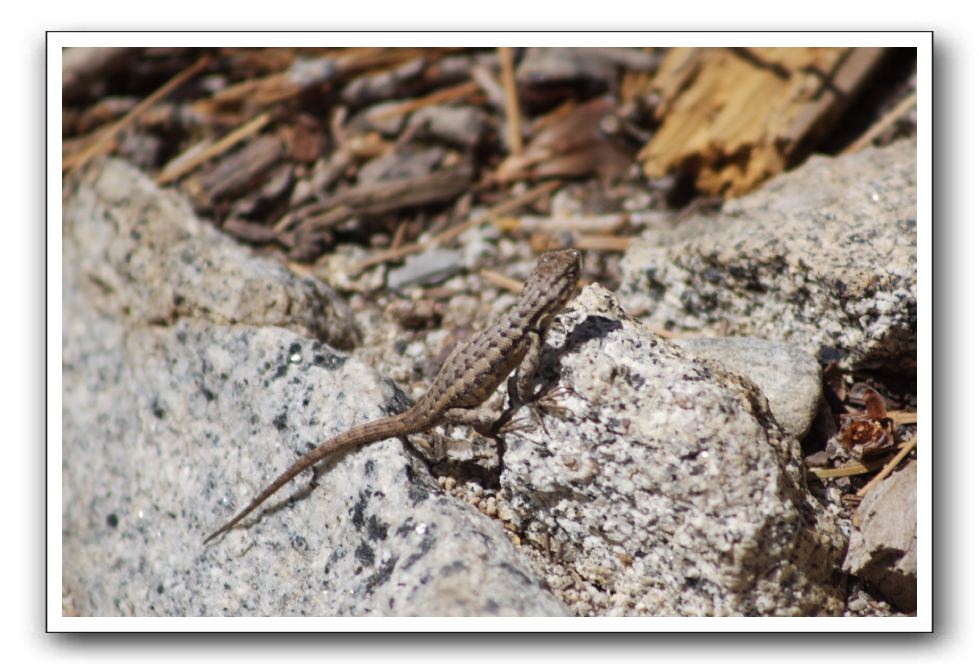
843, 91, 917, 155
497, 47, 524, 156
574, 234, 631, 252
855, 435, 918, 499
479, 268, 523, 294
371, 81, 481, 122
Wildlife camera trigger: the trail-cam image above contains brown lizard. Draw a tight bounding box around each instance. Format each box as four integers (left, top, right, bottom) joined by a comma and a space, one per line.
204, 248, 582, 543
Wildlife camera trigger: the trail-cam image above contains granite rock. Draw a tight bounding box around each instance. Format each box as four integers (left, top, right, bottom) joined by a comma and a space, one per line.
63, 158, 359, 350
500, 285, 846, 616
618, 139, 917, 371
61, 159, 567, 617
673, 336, 822, 440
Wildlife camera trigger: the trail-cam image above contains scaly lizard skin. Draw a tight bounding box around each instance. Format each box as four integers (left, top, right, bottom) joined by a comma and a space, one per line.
204, 249, 582, 543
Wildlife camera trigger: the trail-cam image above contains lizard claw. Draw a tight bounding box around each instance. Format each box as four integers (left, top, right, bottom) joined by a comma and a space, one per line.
532, 385, 576, 419
497, 409, 541, 435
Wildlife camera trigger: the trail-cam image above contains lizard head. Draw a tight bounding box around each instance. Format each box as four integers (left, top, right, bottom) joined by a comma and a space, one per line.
522, 248, 582, 320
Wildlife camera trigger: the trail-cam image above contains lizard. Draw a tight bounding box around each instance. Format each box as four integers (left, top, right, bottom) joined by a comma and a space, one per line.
204, 248, 582, 543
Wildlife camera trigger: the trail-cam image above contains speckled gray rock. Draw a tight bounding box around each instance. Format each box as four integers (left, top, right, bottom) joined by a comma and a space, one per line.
386, 247, 463, 290
61, 159, 567, 617
64, 158, 359, 350
673, 337, 822, 440
500, 285, 846, 616
619, 139, 916, 371
843, 461, 917, 612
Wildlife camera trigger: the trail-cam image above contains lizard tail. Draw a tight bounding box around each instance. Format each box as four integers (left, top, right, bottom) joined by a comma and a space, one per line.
203, 412, 423, 544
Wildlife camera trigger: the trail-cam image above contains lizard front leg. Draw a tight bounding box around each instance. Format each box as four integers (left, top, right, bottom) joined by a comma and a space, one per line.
511, 325, 547, 403
488, 327, 549, 435
504, 324, 576, 431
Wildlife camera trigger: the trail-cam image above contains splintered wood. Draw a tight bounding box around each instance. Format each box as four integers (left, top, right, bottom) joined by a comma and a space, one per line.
638, 47, 888, 197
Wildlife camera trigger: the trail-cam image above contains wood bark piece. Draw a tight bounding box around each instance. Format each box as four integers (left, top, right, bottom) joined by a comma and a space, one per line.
638, 47, 888, 197
222, 217, 280, 244
199, 134, 285, 202
843, 461, 917, 612
495, 96, 632, 182
306, 164, 473, 220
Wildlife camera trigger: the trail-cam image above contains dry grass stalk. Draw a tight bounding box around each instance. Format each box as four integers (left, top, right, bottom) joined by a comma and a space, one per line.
889, 411, 917, 425
809, 457, 890, 480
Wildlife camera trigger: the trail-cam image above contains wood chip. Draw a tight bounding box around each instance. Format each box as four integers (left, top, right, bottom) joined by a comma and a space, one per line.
199, 134, 285, 202
305, 164, 473, 220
